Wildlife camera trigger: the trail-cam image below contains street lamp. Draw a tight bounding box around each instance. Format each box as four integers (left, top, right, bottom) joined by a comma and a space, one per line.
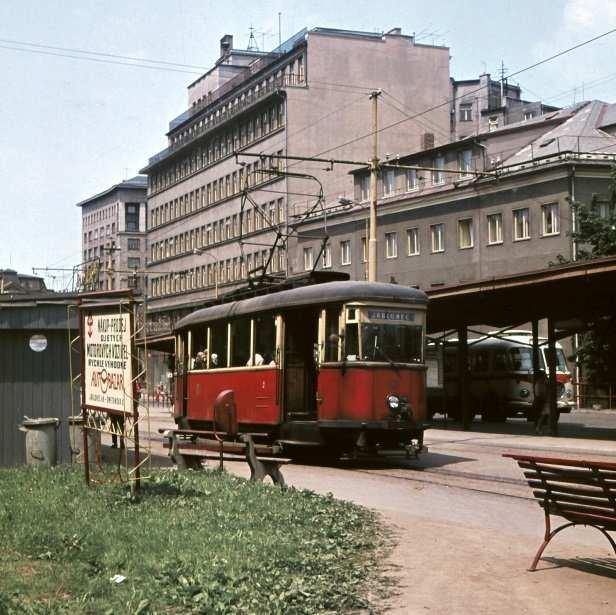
193, 248, 219, 298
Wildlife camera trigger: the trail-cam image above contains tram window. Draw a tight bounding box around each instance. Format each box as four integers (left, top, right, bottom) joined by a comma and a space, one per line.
360, 324, 423, 363
209, 321, 228, 368
191, 327, 208, 370
325, 307, 341, 362
345, 323, 359, 360
254, 315, 276, 365
231, 318, 251, 367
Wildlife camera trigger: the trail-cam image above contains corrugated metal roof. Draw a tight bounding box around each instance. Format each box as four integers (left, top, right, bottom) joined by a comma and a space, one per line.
599, 102, 616, 129
502, 101, 616, 166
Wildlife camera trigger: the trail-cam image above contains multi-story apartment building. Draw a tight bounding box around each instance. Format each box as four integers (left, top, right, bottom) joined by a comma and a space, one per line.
450, 73, 558, 140
296, 100, 616, 291
141, 27, 454, 330
76, 176, 147, 291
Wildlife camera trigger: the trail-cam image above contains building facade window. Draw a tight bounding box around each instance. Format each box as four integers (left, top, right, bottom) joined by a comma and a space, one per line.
541, 203, 560, 236
322, 244, 331, 268
127, 238, 140, 250
125, 203, 140, 232
359, 175, 370, 202
303, 247, 313, 271
513, 208, 530, 240
431, 223, 445, 253
432, 156, 445, 185
406, 168, 418, 191
487, 213, 503, 245
340, 240, 351, 265
459, 104, 472, 122
385, 232, 398, 258
383, 169, 395, 197
488, 116, 499, 132
127, 257, 141, 269
459, 150, 473, 177
458, 218, 474, 249
406, 227, 420, 256
361, 237, 367, 263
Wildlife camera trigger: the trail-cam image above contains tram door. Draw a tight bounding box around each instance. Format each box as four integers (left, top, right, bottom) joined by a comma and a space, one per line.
283, 309, 318, 420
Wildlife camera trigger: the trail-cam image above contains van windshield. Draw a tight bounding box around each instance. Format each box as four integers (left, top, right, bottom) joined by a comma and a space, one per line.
543, 348, 569, 372
509, 347, 533, 371
360, 323, 423, 364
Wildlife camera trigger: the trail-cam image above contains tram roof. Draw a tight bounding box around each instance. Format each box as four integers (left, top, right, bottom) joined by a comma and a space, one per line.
175, 281, 428, 330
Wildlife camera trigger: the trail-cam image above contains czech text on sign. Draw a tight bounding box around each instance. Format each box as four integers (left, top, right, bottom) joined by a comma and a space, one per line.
84, 312, 133, 412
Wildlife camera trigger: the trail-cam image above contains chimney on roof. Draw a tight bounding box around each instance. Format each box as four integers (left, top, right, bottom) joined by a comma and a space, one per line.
220, 34, 233, 57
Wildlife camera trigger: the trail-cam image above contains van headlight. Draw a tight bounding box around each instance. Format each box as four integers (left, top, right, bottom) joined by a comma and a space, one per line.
519, 388, 530, 398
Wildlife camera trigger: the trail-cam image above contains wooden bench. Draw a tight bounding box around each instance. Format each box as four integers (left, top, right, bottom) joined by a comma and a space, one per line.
161, 390, 289, 487
504, 453, 616, 571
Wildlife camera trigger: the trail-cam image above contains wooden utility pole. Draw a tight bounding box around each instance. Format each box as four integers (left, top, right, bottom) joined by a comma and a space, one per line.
368, 90, 381, 282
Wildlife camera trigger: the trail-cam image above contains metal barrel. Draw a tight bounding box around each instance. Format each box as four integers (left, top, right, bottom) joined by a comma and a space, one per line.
19, 417, 60, 466
67, 416, 101, 464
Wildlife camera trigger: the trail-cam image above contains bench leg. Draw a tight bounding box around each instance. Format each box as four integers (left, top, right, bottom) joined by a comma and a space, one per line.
529, 514, 575, 571
241, 434, 286, 487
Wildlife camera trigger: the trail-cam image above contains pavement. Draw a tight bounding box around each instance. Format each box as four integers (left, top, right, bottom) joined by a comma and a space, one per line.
116, 406, 616, 614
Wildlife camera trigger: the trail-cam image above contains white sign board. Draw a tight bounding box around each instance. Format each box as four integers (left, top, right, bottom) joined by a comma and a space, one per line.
83, 312, 133, 412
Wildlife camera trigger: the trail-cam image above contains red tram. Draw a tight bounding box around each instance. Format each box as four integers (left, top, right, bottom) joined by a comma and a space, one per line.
173, 281, 429, 458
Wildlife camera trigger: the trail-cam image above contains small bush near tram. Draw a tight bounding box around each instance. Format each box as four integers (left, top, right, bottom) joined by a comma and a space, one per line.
0, 466, 387, 614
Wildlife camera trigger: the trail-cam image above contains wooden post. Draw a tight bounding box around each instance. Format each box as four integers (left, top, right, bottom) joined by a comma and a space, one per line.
458, 327, 470, 430
547, 318, 558, 436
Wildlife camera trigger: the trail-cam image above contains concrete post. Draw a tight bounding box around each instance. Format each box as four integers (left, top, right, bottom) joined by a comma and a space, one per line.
547, 318, 558, 436
458, 326, 470, 430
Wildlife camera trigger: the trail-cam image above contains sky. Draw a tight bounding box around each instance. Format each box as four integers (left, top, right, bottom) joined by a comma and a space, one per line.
1, 0, 616, 289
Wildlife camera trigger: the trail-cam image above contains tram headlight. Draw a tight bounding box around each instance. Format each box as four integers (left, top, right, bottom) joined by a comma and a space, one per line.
387, 395, 400, 411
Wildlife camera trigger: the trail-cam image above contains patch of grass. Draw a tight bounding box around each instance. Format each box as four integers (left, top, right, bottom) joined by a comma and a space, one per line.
0, 466, 387, 614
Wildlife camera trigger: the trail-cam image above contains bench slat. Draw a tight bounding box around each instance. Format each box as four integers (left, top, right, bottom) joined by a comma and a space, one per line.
522, 470, 616, 487
538, 504, 616, 530
519, 462, 616, 481
533, 490, 616, 512
504, 453, 616, 471
527, 480, 615, 499
538, 499, 616, 520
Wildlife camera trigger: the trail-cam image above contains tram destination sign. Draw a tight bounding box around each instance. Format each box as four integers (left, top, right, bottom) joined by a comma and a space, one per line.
83, 312, 133, 412
367, 309, 415, 322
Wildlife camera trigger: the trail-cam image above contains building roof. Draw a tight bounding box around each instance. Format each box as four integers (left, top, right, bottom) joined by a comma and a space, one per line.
75, 175, 147, 208
599, 102, 616, 129
501, 100, 616, 166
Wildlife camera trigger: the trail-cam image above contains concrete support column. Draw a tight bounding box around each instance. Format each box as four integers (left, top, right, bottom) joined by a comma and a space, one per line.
532, 319, 540, 420
458, 326, 470, 430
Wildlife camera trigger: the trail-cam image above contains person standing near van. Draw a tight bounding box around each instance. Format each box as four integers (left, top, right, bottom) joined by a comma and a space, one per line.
534, 370, 550, 434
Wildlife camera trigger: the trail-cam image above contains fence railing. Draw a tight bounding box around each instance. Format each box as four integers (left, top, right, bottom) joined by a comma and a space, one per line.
573, 380, 616, 409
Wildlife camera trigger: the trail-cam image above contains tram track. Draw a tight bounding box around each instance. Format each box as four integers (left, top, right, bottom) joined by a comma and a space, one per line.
334, 461, 535, 502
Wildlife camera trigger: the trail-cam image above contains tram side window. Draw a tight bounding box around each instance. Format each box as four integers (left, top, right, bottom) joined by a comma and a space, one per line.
254, 315, 276, 365
231, 318, 251, 367
209, 322, 228, 368
191, 327, 208, 370
325, 307, 341, 362
469, 350, 489, 373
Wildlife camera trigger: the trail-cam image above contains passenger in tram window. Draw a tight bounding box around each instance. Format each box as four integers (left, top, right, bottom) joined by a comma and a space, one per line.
247, 352, 265, 366
210, 352, 219, 368
193, 351, 206, 370
254, 315, 277, 366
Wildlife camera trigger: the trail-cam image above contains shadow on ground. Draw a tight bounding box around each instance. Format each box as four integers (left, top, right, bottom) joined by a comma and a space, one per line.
543, 556, 616, 579
429, 414, 616, 441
